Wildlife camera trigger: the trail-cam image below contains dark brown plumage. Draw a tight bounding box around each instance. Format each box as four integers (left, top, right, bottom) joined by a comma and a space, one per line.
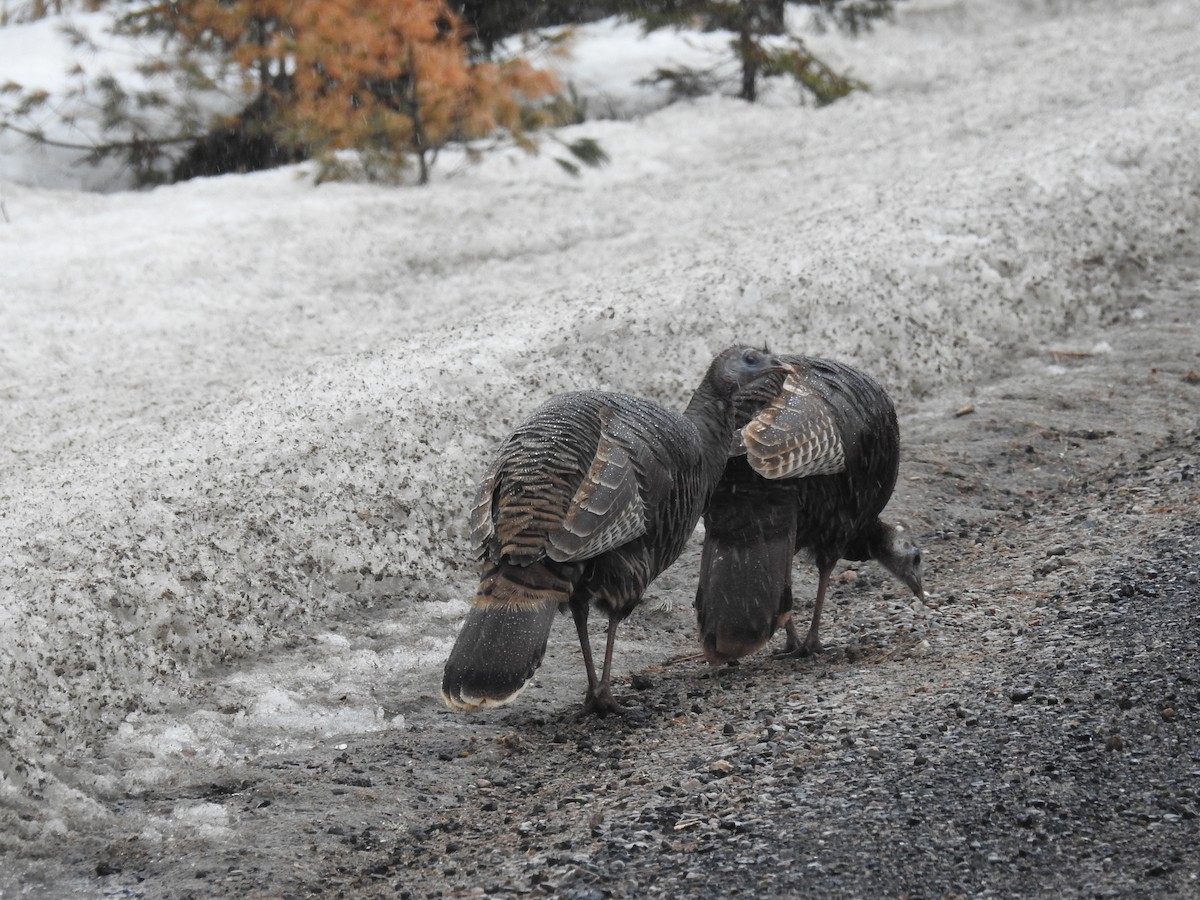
695, 355, 925, 665
442, 346, 788, 716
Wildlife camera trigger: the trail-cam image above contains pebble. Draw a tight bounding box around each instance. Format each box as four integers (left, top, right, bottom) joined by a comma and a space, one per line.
1035, 558, 1061, 575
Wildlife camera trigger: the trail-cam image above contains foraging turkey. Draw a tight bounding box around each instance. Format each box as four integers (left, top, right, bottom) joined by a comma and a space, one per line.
442, 346, 789, 716
695, 355, 925, 665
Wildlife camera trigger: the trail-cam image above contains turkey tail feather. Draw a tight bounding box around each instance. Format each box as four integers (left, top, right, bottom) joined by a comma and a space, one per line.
696, 455, 798, 665
441, 563, 568, 711
696, 527, 795, 665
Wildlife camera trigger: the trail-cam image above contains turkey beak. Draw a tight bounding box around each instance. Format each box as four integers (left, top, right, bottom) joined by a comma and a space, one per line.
768, 357, 794, 376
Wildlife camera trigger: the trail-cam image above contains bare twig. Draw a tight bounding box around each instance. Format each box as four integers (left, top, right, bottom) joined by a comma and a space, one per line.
659, 651, 706, 667
1048, 349, 1095, 362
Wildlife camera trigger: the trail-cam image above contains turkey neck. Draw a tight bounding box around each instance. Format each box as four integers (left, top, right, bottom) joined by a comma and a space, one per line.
843, 518, 890, 562
683, 381, 739, 485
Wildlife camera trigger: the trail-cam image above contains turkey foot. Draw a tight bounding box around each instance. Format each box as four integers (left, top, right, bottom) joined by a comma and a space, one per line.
579, 686, 631, 717
774, 618, 822, 658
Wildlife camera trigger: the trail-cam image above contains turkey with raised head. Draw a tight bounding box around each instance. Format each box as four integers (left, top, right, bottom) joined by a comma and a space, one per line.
442, 346, 789, 716
695, 355, 925, 665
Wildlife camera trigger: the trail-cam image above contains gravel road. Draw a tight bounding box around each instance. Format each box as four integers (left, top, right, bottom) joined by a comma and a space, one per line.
6, 254, 1200, 899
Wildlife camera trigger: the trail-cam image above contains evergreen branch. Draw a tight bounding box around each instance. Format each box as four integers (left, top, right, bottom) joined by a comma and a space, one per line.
0, 118, 196, 152
565, 137, 608, 168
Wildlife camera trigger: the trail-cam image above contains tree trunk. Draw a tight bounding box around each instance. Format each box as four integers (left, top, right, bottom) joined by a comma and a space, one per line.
405, 46, 431, 185
739, 23, 759, 103
761, 0, 786, 34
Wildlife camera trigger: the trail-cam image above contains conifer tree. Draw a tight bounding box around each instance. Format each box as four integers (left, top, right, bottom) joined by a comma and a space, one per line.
0, 0, 565, 184
160, 0, 560, 183
453, 1, 615, 56
620, 0, 893, 104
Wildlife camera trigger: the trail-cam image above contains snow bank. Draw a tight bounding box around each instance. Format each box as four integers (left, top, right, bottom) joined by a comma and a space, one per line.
1, 0, 1198, 825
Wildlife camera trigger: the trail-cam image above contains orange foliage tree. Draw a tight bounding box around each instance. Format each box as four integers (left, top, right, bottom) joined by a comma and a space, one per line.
161, 0, 559, 183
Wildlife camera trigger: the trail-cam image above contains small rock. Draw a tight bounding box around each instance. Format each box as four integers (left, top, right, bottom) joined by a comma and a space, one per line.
723, 722, 736, 736
1010, 686, 1035, 703
1046, 545, 1068, 557
631, 673, 654, 691
1105, 734, 1124, 752
1034, 558, 1061, 575
1161, 707, 1176, 721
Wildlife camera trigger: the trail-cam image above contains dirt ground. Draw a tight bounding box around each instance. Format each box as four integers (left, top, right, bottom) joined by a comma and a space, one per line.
4, 253, 1199, 898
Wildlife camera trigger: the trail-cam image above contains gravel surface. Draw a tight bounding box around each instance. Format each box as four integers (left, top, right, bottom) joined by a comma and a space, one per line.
5, 254, 1199, 898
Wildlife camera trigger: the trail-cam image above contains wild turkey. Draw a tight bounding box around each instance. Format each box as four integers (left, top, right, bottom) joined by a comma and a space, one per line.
442, 346, 789, 716
695, 355, 925, 665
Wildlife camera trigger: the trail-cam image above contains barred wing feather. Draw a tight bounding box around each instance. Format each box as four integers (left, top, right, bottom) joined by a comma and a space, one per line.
741, 372, 846, 480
